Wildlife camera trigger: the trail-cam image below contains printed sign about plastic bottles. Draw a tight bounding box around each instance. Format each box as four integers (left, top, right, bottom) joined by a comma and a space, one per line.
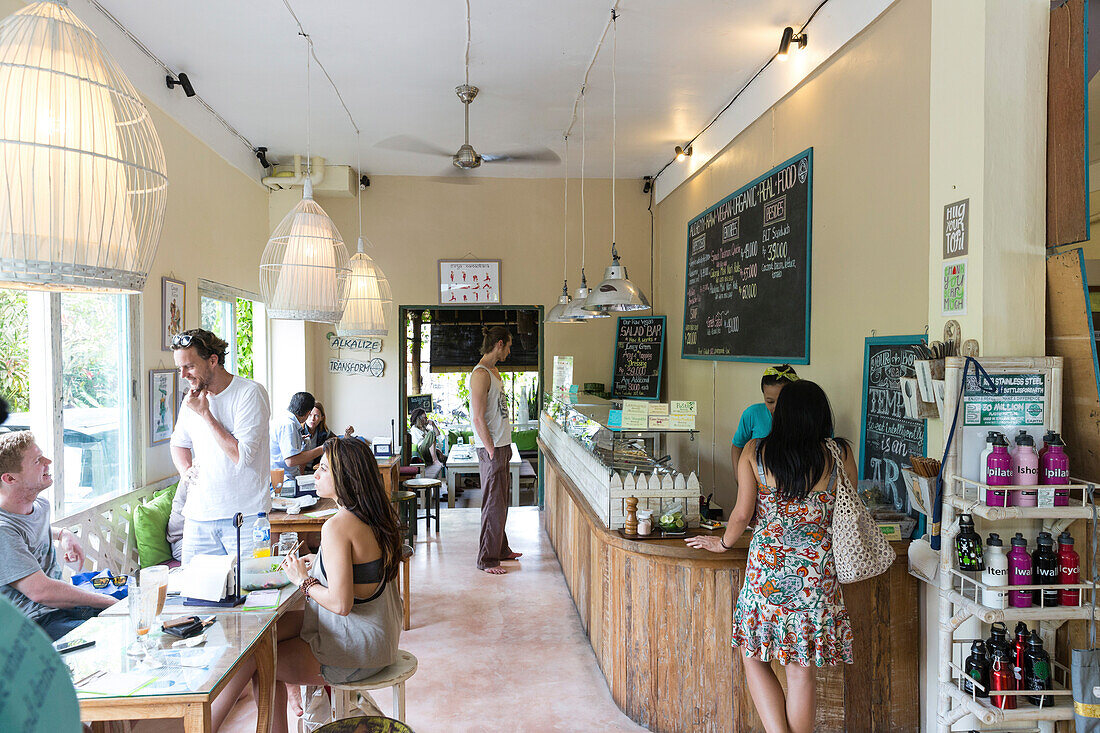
963, 373, 1045, 426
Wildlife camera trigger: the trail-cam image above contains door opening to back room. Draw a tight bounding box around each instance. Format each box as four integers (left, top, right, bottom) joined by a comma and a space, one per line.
402, 307, 541, 507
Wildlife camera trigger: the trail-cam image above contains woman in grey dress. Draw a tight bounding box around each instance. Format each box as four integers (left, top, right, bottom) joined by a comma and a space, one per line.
213, 437, 403, 732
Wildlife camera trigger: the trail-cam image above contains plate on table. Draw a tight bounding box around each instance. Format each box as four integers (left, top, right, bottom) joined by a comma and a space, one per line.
271, 495, 318, 513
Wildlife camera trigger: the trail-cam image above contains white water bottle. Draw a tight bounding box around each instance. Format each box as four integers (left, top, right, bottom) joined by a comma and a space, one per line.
982, 532, 1009, 609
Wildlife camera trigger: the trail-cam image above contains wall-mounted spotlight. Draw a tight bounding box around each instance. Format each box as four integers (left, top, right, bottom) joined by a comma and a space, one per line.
360, 175, 370, 189
642, 176, 653, 194
255, 147, 273, 169
777, 27, 807, 59
165, 72, 196, 97
675, 145, 692, 162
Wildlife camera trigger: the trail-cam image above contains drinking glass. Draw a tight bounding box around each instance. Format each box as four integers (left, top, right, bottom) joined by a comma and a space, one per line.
127, 583, 158, 655
140, 566, 169, 616
277, 532, 299, 557
270, 468, 285, 491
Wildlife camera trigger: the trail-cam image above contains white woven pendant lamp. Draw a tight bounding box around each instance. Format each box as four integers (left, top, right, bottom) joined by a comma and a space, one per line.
337, 236, 392, 336
0, 0, 168, 292
259, 35, 350, 323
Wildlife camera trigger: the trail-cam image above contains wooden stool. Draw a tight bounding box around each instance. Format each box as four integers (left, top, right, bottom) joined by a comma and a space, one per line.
329, 650, 418, 723
403, 477, 441, 535
398, 543, 413, 630
390, 490, 416, 545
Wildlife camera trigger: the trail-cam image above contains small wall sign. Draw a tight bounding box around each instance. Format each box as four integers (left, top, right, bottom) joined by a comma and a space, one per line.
942, 258, 967, 316
942, 198, 969, 259
439, 260, 501, 304
326, 332, 382, 351
329, 358, 385, 377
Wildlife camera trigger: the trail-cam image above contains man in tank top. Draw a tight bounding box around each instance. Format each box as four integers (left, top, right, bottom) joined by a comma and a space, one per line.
469, 326, 522, 574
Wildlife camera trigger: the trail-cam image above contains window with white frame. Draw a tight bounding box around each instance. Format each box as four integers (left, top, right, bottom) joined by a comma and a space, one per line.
0, 288, 138, 518
197, 280, 267, 386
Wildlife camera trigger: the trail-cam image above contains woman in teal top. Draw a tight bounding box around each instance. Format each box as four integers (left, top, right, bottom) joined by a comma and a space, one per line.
730, 365, 800, 483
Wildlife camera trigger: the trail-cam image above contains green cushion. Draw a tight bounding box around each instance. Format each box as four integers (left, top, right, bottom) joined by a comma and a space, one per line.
133, 483, 178, 568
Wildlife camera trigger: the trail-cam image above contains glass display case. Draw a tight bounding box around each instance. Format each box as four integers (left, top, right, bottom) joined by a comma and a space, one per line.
543, 392, 697, 475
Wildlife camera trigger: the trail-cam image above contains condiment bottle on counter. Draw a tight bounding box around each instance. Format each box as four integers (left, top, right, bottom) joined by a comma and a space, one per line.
636, 509, 653, 537
985, 434, 1013, 507
955, 514, 984, 574
1040, 434, 1070, 507
1008, 533, 1033, 608
1011, 432, 1038, 507
963, 640, 990, 698
1058, 531, 1080, 607
981, 533, 1008, 608
1031, 531, 1059, 608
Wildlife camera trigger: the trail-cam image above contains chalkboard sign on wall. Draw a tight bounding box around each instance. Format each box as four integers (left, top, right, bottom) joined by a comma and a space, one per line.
428, 309, 539, 372
681, 148, 813, 363
611, 316, 666, 400
858, 335, 927, 518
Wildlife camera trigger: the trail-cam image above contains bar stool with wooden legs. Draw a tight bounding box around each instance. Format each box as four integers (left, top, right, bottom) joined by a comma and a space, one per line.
403, 477, 442, 535
329, 650, 418, 723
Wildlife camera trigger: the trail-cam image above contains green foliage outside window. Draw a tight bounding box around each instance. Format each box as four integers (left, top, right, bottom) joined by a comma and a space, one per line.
0, 289, 29, 411
60, 294, 120, 409
236, 298, 253, 379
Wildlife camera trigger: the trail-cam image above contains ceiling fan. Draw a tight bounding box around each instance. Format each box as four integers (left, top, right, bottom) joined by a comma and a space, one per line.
378, 84, 559, 174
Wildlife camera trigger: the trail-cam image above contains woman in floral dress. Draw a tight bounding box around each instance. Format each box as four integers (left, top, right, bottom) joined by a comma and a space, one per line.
687, 380, 854, 733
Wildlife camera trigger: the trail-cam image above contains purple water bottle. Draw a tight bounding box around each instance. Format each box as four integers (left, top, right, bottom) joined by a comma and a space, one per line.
1011, 432, 1039, 507
986, 434, 1013, 507
1040, 434, 1070, 507
1008, 533, 1033, 608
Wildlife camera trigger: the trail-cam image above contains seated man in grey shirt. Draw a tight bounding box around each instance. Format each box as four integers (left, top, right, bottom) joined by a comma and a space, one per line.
0, 432, 116, 640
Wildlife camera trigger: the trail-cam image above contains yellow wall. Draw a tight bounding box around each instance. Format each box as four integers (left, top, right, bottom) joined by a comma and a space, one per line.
268, 176, 652, 441
138, 105, 270, 483
652, 0, 932, 512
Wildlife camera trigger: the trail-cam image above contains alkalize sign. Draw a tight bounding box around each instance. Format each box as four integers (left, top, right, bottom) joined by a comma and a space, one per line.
326, 332, 382, 352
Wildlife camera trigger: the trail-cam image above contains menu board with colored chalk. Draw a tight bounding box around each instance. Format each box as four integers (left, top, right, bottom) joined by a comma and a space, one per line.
682, 149, 813, 363
611, 316, 666, 400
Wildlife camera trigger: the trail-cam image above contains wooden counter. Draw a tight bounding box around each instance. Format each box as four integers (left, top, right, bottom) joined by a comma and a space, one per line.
539, 438, 920, 733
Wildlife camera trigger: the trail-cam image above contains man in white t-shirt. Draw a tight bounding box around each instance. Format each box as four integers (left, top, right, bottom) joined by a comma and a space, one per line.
170, 329, 271, 562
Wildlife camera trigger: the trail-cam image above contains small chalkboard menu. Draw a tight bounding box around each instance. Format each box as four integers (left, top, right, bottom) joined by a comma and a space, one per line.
611, 316, 666, 400
858, 335, 927, 516
681, 149, 813, 363
406, 393, 433, 415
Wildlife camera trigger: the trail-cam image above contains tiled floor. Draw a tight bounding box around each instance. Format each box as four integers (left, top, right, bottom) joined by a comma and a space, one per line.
143, 506, 646, 733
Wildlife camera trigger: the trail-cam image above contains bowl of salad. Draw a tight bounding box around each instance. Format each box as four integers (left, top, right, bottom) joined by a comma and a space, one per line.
241, 556, 291, 591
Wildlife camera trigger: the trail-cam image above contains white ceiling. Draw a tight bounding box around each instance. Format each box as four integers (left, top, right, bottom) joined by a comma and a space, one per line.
94, 0, 822, 180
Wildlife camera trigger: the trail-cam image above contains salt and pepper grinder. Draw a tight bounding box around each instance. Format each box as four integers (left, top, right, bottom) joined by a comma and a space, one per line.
624, 497, 638, 537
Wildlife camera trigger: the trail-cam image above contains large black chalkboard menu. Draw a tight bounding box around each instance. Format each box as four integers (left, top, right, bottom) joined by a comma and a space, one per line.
681, 148, 813, 363
611, 316, 666, 400
858, 335, 927, 516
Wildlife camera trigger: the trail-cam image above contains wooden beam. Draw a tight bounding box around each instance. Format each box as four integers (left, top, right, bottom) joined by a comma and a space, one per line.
1047, 0, 1089, 247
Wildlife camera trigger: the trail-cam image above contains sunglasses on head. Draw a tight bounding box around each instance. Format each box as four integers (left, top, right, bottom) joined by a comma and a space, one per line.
171, 332, 198, 348
90, 574, 128, 589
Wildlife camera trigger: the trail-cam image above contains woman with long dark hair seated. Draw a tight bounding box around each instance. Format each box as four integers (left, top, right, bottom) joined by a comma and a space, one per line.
213, 437, 403, 732
687, 380, 854, 733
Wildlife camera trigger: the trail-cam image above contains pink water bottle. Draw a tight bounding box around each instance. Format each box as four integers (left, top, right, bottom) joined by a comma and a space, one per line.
1038, 430, 1057, 462
1040, 434, 1070, 507
1011, 432, 1038, 507
1008, 533, 1033, 608
985, 434, 1013, 507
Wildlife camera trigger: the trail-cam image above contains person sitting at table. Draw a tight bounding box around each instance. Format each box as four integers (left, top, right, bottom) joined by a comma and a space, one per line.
212, 436, 403, 733
409, 407, 445, 472
271, 392, 325, 479
303, 402, 353, 472
0, 432, 116, 641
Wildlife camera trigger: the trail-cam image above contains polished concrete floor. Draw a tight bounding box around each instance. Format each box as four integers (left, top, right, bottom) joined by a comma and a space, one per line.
145, 505, 647, 733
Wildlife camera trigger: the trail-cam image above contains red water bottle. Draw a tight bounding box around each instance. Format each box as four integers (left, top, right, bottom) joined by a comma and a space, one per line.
1013, 621, 1029, 690
1058, 531, 1080, 606
990, 654, 1016, 709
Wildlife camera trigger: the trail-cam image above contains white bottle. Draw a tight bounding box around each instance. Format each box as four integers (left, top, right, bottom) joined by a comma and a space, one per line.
981, 532, 1009, 609
978, 431, 998, 503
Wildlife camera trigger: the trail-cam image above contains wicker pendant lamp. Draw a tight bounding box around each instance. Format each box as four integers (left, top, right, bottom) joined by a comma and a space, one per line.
260, 36, 350, 322
338, 135, 392, 336
0, 0, 168, 292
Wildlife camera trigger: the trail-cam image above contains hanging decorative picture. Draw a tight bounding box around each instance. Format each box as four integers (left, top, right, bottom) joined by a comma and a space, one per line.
438, 260, 500, 304
149, 369, 178, 446
162, 277, 185, 350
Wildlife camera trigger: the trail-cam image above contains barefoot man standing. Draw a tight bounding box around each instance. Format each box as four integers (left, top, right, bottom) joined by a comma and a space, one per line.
470, 326, 522, 574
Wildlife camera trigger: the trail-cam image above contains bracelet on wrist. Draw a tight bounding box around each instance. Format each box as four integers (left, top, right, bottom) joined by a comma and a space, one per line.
719, 538, 732, 550
300, 577, 319, 599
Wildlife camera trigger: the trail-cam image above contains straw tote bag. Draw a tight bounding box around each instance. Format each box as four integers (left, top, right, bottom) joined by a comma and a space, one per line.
826, 438, 896, 583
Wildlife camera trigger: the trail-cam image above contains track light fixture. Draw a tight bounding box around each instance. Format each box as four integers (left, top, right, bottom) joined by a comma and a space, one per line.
642, 176, 653, 194
777, 26, 807, 59
675, 145, 692, 162
255, 147, 273, 169
165, 71, 196, 97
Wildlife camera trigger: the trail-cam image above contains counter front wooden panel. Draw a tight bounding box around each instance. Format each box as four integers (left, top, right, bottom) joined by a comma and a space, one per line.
539, 438, 919, 733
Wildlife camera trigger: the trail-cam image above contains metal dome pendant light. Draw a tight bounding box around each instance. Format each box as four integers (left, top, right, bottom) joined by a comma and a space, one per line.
260, 34, 350, 322
546, 134, 583, 324
584, 10, 649, 313
338, 133, 392, 336
0, 0, 168, 292
562, 91, 608, 321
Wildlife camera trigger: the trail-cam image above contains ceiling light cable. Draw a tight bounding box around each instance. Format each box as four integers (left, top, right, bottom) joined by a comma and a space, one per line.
649, 0, 829, 185
281, 0, 360, 136
562, 0, 621, 140
611, 9, 616, 247
85, 0, 257, 154
563, 134, 569, 281
465, 0, 471, 86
